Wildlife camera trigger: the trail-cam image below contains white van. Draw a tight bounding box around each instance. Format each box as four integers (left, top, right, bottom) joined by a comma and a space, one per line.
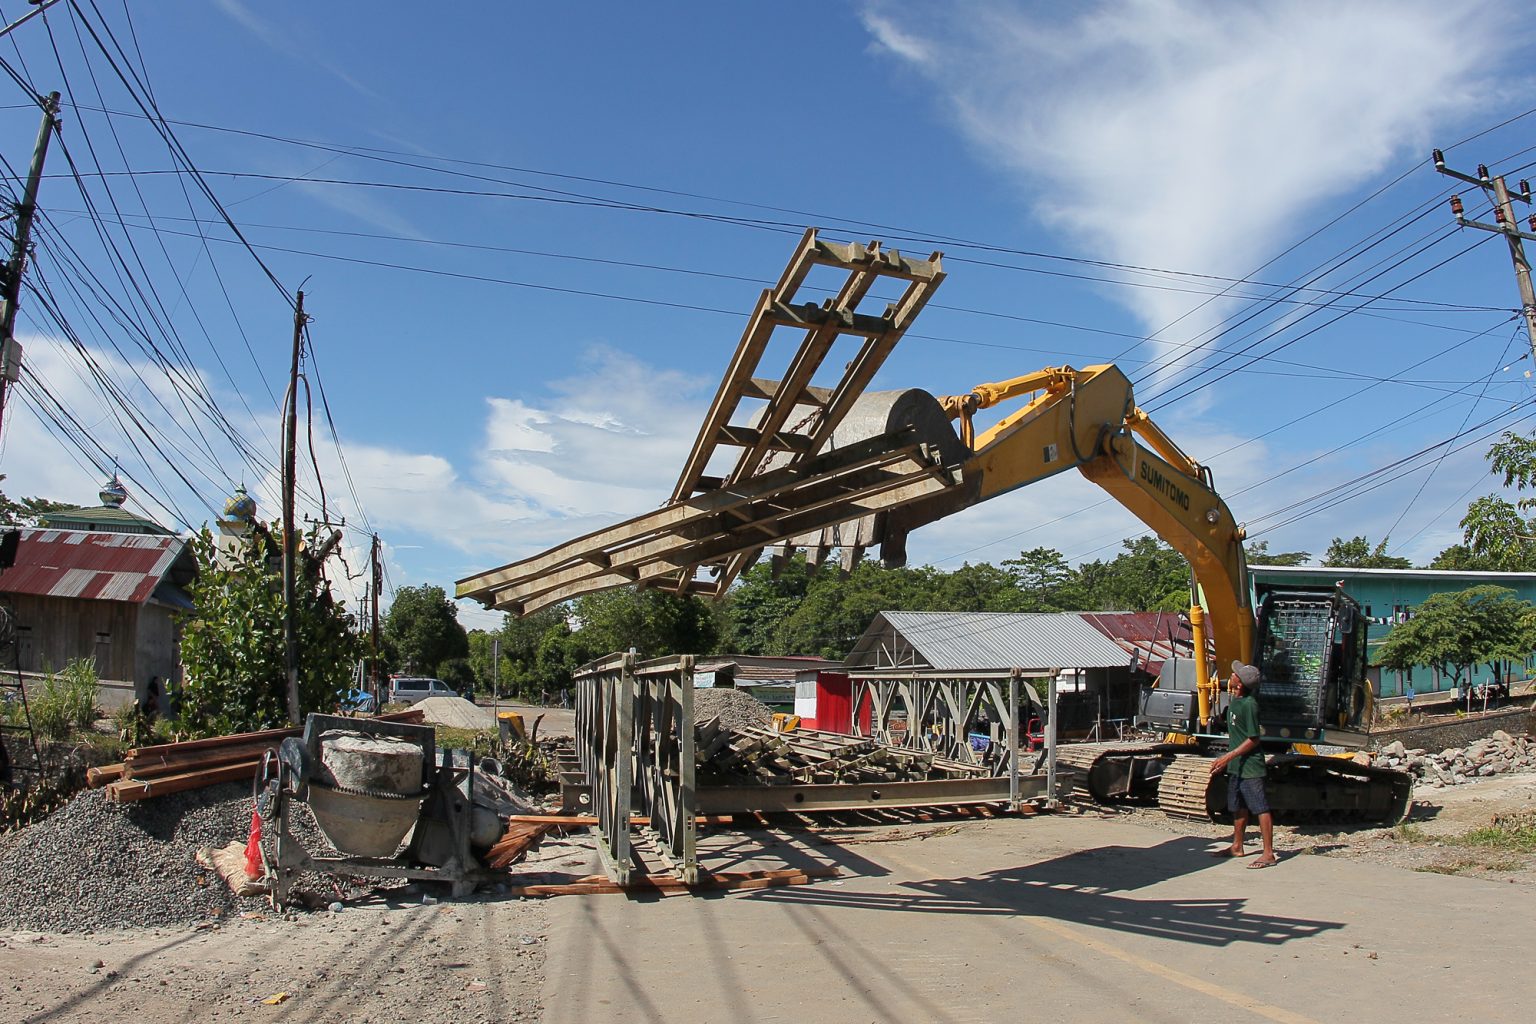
388, 677, 458, 704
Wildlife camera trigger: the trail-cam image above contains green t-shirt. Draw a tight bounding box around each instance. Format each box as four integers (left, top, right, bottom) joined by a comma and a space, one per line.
1226, 694, 1266, 778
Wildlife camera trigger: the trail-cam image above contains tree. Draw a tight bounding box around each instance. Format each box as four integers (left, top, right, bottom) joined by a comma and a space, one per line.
569, 587, 719, 663
0, 474, 69, 527
1451, 495, 1536, 571
934, 561, 1028, 612
718, 556, 814, 655
383, 584, 469, 676
1002, 547, 1087, 611
1245, 540, 1311, 566
1372, 585, 1536, 693
1078, 537, 1190, 611
177, 527, 363, 736
1322, 536, 1412, 569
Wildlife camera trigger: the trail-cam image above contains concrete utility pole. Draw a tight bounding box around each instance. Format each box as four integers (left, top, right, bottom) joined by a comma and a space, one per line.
282, 291, 308, 725
1434, 150, 1536, 360
0, 91, 60, 443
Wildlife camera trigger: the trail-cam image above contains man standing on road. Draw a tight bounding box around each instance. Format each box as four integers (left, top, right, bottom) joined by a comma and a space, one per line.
1209, 660, 1277, 868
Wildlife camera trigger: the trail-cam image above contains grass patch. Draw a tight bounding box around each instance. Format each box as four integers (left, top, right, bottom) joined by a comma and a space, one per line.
1395, 822, 1431, 843
29, 660, 99, 741
1456, 813, 1536, 852
433, 725, 495, 756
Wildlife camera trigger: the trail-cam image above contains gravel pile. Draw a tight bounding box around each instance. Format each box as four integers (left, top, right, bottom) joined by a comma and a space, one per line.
694, 687, 772, 731
0, 783, 260, 933
1376, 730, 1536, 787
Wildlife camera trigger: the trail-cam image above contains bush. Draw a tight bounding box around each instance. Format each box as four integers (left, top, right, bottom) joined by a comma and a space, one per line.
29, 659, 99, 741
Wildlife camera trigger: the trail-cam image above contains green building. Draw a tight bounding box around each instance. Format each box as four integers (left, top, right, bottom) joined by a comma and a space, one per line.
1247, 565, 1536, 698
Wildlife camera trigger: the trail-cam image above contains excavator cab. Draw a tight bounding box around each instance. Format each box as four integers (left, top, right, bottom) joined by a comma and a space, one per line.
1252, 584, 1371, 743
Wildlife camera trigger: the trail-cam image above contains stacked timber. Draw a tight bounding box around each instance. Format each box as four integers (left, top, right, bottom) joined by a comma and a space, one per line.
696, 725, 989, 786
87, 709, 426, 803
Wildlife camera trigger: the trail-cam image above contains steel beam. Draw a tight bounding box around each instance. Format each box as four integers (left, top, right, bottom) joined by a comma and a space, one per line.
694, 774, 1052, 814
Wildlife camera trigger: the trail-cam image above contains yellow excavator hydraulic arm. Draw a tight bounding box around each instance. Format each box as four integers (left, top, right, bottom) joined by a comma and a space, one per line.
938, 363, 1253, 729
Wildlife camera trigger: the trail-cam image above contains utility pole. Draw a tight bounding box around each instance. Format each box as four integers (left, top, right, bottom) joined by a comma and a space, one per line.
1433, 150, 1536, 360
0, 91, 60, 442
370, 532, 382, 704
282, 291, 308, 725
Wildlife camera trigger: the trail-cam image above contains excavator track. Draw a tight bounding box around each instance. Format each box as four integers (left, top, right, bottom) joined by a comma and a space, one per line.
1157, 752, 1414, 825
1056, 741, 1187, 803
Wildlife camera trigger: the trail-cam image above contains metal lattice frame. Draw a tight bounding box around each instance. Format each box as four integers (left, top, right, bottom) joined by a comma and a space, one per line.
574, 653, 698, 885
849, 671, 1062, 806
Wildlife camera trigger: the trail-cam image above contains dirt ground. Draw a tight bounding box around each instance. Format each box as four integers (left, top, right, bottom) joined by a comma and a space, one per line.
1104, 771, 1536, 884
6, 767, 1529, 1024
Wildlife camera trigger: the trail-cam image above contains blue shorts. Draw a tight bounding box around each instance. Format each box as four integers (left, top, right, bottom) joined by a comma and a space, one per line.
1227, 775, 1270, 816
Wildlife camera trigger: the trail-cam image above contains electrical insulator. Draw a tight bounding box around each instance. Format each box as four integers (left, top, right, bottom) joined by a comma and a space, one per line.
1529, 215, 1536, 233
1522, 180, 1532, 198
1432, 149, 1445, 168
1495, 207, 1506, 224
1450, 195, 1465, 216
1479, 164, 1491, 181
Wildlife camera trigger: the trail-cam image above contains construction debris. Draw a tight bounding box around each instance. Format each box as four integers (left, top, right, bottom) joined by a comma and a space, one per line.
692, 687, 772, 731
1375, 730, 1536, 787
696, 724, 991, 786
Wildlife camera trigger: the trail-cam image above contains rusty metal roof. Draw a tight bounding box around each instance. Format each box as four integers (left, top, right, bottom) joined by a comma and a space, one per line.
1078, 611, 1193, 676
0, 529, 193, 605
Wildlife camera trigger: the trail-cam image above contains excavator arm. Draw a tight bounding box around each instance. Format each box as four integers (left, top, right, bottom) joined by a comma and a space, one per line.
935, 363, 1253, 726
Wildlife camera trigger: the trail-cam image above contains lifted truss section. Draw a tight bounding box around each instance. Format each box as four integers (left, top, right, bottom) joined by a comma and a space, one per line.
456, 228, 947, 614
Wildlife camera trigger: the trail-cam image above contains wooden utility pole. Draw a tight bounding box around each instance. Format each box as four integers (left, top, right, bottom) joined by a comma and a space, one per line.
370, 532, 382, 703
281, 291, 308, 725
1434, 150, 1536, 360
0, 91, 60, 442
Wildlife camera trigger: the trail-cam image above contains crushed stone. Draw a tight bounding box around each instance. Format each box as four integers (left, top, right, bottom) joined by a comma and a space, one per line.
693, 688, 772, 731
414, 696, 495, 731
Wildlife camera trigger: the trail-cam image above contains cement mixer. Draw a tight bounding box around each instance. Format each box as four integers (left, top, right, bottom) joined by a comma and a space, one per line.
260, 714, 497, 902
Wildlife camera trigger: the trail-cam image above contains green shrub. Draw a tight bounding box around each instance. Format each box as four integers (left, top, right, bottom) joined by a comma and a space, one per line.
29, 659, 99, 741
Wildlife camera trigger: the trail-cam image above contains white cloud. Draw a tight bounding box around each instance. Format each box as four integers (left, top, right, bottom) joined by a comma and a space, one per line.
859, 0, 1522, 382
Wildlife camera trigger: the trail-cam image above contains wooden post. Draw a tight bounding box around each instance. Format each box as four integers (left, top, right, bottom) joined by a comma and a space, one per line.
0, 91, 59, 441
281, 291, 307, 725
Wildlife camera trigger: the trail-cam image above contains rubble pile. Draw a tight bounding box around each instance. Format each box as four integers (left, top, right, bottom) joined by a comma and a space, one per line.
0, 783, 262, 932
693, 688, 772, 732
1375, 730, 1536, 788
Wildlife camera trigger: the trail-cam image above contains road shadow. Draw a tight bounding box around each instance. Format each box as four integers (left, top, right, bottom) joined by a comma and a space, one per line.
744, 836, 1344, 949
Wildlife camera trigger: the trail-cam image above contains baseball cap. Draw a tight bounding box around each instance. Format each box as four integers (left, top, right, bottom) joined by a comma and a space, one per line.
1231, 661, 1261, 688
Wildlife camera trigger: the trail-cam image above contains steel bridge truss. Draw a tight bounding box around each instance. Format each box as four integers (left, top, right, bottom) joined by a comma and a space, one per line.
849, 671, 1062, 805
574, 652, 698, 885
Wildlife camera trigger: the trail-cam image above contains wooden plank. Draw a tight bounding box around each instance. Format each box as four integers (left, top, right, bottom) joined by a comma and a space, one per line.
106, 759, 263, 803
85, 762, 126, 787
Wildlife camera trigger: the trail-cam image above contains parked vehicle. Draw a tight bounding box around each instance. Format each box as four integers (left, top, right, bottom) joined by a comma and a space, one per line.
387, 676, 458, 704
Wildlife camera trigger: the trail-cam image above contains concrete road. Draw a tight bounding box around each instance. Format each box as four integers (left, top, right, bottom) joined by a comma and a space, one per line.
541, 813, 1532, 1024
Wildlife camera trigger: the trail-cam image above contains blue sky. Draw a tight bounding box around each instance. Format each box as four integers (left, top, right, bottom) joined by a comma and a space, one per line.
2, 1, 1535, 630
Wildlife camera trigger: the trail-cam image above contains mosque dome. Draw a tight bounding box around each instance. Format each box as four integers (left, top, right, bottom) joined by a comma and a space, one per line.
98, 472, 128, 508
223, 485, 257, 523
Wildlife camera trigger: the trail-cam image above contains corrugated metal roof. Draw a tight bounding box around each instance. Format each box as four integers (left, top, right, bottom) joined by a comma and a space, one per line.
846, 611, 1135, 672
0, 529, 190, 605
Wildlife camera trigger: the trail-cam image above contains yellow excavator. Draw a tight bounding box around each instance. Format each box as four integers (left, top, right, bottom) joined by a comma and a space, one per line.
916, 362, 1411, 824
458, 232, 1410, 824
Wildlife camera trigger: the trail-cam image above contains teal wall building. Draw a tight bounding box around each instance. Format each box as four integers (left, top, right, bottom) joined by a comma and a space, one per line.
1247, 566, 1536, 698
